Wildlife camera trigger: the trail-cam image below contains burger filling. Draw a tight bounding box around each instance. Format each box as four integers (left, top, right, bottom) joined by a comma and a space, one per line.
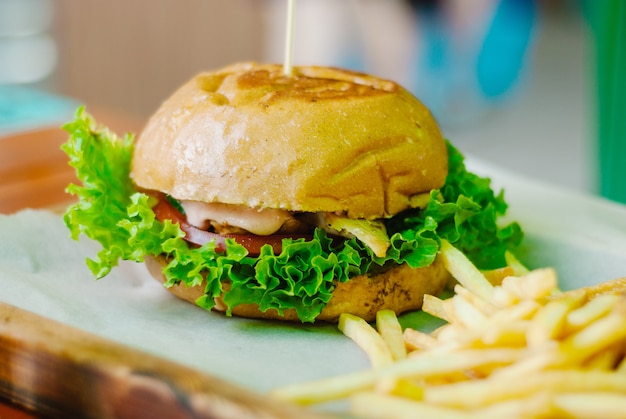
177, 199, 393, 258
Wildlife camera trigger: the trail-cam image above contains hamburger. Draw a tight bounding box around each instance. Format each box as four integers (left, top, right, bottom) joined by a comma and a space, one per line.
62, 62, 522, 323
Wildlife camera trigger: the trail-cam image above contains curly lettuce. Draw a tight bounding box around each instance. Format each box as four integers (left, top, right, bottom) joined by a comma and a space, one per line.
62, 107, 523, 322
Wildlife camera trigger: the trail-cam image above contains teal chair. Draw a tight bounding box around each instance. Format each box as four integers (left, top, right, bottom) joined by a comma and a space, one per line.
584, 0, 626, 204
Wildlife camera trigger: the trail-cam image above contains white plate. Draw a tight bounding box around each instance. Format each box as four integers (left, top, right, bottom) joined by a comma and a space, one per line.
2, 155, 626, 406
467, 157, 626, 289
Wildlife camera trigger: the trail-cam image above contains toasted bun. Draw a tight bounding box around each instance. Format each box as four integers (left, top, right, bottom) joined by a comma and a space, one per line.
145, 255, 450, 322
131, 62, 447, 219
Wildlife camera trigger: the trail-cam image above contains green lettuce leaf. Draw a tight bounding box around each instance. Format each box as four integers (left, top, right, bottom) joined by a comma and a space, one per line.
62, 107, 523, 322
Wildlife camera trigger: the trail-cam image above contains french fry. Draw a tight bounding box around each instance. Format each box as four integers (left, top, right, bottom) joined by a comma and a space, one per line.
449, 291, 488, 329
339, 313, 394, 368
481, 265, 515, 286
440, 301, 538, 349
270, 368, 375, 405
376, 310, 407, 361
272, 348, 524, 405
439, 239, 494, 302
504, 250, 530, 276
422, 294, 450, 322
491, 282, 521, 307
566, 294, 620, 332
487, 342, 559, 379
556, 310, 626, 366
351, 392, 472, 419
501, 267, 559, 301
383, 378, 425, 401
488, 299, 540, 324
526, 290, 585, 347
425, 369, 626, 409
470, 391, 554, 419
480, 320, 528, 347
430, 323, 468, 347
403, 328, 437, 351
354, 385, 554, 419
552, 392, 626, 419
582, 343, 624, 370
453, 284, 498, 316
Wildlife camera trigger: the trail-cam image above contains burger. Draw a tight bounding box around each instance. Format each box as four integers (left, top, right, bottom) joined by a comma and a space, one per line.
62, 62, 522, 323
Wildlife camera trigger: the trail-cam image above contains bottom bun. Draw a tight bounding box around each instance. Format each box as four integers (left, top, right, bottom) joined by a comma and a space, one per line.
145, 255, 450, 322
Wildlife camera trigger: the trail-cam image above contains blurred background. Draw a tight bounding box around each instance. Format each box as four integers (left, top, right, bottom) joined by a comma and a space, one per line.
0, 0, 624, 204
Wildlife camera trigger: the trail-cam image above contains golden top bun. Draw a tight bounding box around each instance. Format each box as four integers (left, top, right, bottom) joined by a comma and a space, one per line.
145, 255, 450, 322
131, 62, 447, 219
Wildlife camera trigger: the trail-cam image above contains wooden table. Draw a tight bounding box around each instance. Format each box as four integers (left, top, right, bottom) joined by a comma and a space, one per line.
0, 110, 143, 214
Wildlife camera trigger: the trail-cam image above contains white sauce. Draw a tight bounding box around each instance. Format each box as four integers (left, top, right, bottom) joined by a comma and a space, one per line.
181, 201, 292, 236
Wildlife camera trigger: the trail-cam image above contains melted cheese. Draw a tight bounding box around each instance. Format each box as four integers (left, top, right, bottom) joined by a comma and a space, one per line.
181, 201, 292, 236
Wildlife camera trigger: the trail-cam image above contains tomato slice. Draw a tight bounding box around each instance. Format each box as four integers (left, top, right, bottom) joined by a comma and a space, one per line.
150, 193, 312, 256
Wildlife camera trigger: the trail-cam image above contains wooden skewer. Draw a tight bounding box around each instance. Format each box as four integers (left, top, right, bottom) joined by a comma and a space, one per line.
0, 301, 330, 419
283, 0, 296, 77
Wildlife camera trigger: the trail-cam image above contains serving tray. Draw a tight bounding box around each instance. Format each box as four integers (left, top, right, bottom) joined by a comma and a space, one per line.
2, 127, 626, 417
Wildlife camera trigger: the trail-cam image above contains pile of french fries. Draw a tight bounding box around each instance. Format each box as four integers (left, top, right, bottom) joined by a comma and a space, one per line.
272, 240, 626, 418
